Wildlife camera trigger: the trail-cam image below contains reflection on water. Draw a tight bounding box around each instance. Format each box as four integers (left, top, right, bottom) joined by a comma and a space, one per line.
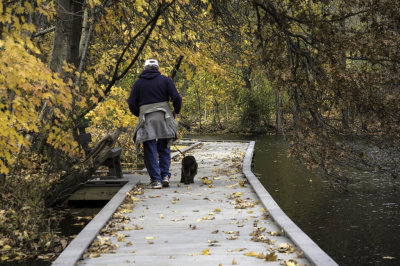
186, 134, 400, 266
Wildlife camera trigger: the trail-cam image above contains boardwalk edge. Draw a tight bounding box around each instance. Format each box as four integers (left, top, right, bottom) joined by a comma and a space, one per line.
52, 180, 136, 266
242, 141, 338, 266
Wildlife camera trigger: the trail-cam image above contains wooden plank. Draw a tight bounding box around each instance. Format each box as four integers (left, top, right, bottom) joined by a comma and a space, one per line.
75, 142, 315, 265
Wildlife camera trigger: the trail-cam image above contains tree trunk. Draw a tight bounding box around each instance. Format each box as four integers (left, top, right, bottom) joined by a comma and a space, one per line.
195, 87, 202, 130
225, 102, 229, 123
275, 90, 284, 134
339, 17, 349, 130
214, 99, 221, 128
79, 1, 90, 59
49, 0, 83, 73
34, 0, 83, 153
46, 129, 121, 206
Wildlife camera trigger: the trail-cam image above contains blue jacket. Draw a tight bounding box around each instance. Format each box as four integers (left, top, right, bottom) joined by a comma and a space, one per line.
127, 69, 182, 117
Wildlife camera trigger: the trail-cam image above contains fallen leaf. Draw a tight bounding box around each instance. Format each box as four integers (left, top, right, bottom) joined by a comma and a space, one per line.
244, 251, 257, 257
269, 228, 284, 236
159, 214, 164, 219
277, 243, 294, 253
256, 252, 266, 259
232, 258, 238, 265
89, 252, 100, 258
126, 241, 134, 246
296, 251, 304, 258
145, 236, 156, 240
202, 177, 213, 185
265, 252, 278, 261
118, 208, 132, 214
117, 233, 125, 242
284, 259, 298, 266
202, 248, 210, 255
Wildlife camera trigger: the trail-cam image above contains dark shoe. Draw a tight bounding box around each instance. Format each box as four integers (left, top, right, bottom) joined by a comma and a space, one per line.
151, 181, 162, 189
162, 176, 170, 187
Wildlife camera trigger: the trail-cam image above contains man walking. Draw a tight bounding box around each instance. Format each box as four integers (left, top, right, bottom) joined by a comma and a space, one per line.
128, 59, 182, 189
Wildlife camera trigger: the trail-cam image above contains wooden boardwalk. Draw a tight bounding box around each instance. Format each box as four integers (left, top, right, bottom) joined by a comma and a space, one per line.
54, 141, 337, 266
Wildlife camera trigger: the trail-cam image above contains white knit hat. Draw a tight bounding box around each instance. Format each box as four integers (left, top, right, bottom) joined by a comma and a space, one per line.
144, 59, 159, 67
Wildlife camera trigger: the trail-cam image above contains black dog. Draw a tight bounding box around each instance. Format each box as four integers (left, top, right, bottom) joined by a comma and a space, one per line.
180, 155, 198, 184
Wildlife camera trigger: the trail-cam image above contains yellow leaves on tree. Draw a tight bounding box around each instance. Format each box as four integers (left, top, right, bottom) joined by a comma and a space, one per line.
86, 86, 137, 130
0, 36, 77, 174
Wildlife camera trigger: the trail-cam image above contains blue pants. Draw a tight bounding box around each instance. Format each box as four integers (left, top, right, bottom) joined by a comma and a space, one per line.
143, 138, 171, 182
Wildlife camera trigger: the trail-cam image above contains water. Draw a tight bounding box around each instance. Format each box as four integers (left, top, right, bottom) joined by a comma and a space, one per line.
187, 134, 400, 266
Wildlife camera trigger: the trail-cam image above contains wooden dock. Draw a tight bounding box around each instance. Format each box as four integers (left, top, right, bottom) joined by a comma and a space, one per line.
53, 141, 337, 265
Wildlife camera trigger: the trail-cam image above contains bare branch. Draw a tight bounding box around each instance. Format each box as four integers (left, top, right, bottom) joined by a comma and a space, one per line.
31, 26, 55, 39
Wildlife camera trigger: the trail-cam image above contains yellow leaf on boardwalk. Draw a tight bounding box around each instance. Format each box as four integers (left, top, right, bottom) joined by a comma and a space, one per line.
89, 252, 100, 258
145, 236, 156, 240
202, 248, 210, 255
244, 251, 257, 257
284, 259, 299, 266
118, 208, 132, 214
265, 252, 278, 261
117, 233, 125, 242
256, 253, 266, 259
201, 177, 213, 185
